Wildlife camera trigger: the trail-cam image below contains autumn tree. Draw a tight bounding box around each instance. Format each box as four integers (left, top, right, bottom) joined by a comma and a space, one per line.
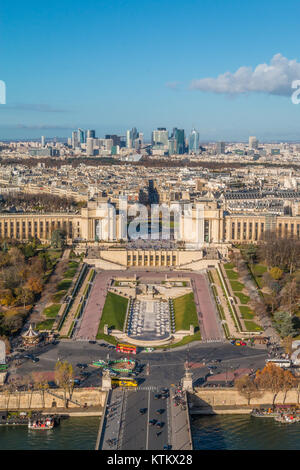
235, 375, 262, 405
269, 267, 283, 281
255, 363, 292, 405
282, 369, 295, 403
54, 360, 74, 407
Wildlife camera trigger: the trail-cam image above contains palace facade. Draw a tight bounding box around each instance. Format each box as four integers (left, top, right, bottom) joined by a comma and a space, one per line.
0, 200, 300, 246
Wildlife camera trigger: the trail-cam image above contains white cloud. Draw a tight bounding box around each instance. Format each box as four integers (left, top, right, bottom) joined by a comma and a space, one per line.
190, 54, 300, 96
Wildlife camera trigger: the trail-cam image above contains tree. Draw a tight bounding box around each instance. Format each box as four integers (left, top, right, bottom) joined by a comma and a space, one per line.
235, 375, 261, 405
54, 360, 74, 407
26, 277, 43, 294
269, 267, 283, 281
255, 363, 289, 405
51, 230, 66, 249
273, 311, 298, 338
280, 279, 299, 315
282, 336, 293, 357
282, 369, 295, 403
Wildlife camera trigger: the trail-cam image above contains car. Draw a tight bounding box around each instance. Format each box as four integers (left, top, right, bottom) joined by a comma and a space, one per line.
163, 445, 172, 450
156, 422, 164, 429
23, 354, 33, 360
149, 419, 157, 425
139, 408, 147, 415
80, 371, 90, 377
156, 409, 164, 415
32, 357, 39, 363
89, 340, 96, 344
154, 394, 161, 400
240, 342, 247, 346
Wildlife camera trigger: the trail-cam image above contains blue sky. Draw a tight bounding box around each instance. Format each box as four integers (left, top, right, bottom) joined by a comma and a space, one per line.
1, 0, 300, 141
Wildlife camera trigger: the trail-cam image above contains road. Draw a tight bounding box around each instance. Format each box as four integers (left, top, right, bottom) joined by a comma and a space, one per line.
120, 389, 170, 450
11, 340, 268, 388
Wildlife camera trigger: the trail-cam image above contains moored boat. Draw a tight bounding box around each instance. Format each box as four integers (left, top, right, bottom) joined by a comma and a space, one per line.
28, 417, 54, 430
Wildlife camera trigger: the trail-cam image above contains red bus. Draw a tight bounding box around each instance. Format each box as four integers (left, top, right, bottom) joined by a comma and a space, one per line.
116, 343, 137, 355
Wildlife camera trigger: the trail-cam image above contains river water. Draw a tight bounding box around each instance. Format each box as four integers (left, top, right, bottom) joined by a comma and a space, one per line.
192, 414, 300, 450
1, 414, 300, 450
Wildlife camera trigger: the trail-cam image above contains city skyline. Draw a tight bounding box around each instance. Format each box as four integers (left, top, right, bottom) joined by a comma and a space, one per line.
1, 0, 300, 140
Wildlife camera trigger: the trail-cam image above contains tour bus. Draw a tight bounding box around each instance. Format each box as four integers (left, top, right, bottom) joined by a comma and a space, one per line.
116, 343, 137, 355
0, 364, 8, 371
266, 358, 292, 369
111, 377, 138, 388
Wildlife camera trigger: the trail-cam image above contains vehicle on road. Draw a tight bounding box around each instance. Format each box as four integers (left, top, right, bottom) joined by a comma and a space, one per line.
156, 422, 164, 429
77, 363, 88, 369
111, 377, 138, 387
139, 408, 147, 415
116, 343, 137, 355
149, 419, 157, 425
89, 341, 96, 344
156, 409, 165, 415
266, 358, 292, 369
154, 394, 161, 400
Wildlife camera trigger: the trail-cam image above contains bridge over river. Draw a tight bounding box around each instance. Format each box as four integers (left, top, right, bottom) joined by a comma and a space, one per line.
96, 386, 193, 451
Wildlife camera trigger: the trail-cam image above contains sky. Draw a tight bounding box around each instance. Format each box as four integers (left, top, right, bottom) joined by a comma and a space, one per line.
1, 0, 300, 141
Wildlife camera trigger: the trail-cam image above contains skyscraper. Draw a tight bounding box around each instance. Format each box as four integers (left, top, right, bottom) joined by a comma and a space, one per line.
126, 127, 138, 148
71, 131, 78, 149
86, 138, 94, 156
152, 128, 169, 147
86, 129, 96, 139
78, 128, 85, 144
216, 142, 225, 154
41, 136, 45, 148
249, 136, 259, 150
188, 128, 200, 154
173, 128, 185, 154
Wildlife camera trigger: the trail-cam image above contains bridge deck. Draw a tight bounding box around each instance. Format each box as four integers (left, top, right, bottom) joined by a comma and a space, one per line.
98, 387, 193, 450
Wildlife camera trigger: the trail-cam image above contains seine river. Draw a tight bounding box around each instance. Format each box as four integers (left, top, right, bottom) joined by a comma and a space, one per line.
1, 415, 300, 450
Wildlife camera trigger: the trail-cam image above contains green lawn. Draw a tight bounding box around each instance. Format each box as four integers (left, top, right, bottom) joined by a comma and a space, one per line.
250, 264, 267, 289
57, 279, 72, 291
173, 293, 199, 331
226, 270, 239, 280
239, 305, 254, 319
235, 292, 250, 304
68, 261, 79, 269
52, 290, 67, 302
48, 250, 62, 261
63, 268, 77, 278
251, 264, 267, 276
43, 304, 61, 318
244, 320, 263, 332
230, 280, 245, 292
224, 263, 235, 269
36, 319, 55, 331
96, 292, 128, 337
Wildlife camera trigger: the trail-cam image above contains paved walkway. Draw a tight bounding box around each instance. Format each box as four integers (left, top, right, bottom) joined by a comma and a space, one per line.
75, 272, 111, 340
59, 267, 92, 337
169, 387, 193, 450
192, 274, 224, 341
100, 388, 124, 450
